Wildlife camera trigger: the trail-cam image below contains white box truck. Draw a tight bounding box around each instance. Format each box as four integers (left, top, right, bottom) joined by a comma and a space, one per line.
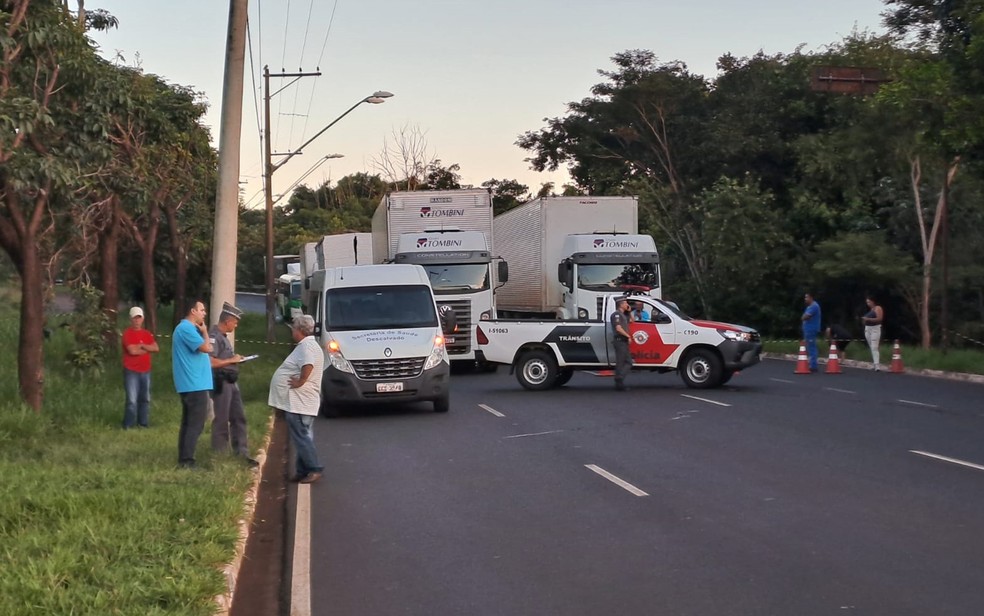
307, 264, 456, 416
316, 232, 373, 269
493, 196, 661, 320
372, 189, 503, 364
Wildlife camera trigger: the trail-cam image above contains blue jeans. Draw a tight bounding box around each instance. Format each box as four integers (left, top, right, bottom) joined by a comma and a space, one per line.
804, 330, 819, 370
123, 369, 151, 428
285, 412, 323, 477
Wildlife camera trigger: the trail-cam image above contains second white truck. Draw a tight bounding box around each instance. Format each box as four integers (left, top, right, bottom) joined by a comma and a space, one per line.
494, 196, 661, 320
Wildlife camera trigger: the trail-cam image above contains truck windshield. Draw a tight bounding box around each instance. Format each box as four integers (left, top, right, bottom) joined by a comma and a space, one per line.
325, 285, 439, 331
420, 264, 490, 294
577, 263, 659, 292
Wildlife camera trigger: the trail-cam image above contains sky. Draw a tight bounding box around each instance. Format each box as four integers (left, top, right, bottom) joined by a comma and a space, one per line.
89, 0, 888, 209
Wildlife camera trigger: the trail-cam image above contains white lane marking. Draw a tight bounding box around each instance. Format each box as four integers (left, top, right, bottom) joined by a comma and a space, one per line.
478, 403, 505, 418
585, 464, 649, 497
504, 430, 564, 439
770, 378, 795, 384
671, 410, 701, 421
680, 394, 731, 407
291, 484, 312, 616
898, 399, 939, 409
910, 450, 984, 472
824, 387, 857, 394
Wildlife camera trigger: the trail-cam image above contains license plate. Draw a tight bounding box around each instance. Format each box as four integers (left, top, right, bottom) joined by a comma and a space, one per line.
445, 337, 455, 344
376, 382, 404, 393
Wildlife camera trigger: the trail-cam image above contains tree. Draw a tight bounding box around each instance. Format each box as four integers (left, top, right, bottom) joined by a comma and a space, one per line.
482, 178, 529, 215
0, 0, 104, 410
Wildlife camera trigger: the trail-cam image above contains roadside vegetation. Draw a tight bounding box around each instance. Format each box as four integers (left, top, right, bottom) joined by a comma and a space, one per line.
763, 338, 984, 376
0, 289, 287, 616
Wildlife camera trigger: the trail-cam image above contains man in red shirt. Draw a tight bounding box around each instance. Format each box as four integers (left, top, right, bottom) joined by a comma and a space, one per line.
122, 306, 160, 428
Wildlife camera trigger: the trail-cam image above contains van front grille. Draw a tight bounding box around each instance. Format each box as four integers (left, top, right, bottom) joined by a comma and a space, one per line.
351, 357, 425, 380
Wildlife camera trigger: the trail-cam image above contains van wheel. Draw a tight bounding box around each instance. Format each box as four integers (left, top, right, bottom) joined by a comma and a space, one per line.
434, 394, 450, 413
680, 349, 722, 389
516, 350, 558, 391
554, 368, 574, 388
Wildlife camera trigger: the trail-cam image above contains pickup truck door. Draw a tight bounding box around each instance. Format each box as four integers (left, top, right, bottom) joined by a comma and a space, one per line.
628, 301, 679, 367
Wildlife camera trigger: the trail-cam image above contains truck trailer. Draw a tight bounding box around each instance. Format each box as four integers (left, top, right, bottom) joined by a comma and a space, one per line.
493, 196, 661, 320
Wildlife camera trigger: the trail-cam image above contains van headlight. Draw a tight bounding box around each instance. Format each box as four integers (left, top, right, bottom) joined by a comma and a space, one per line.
424, 336, 448, 370
327, 340, 354, 374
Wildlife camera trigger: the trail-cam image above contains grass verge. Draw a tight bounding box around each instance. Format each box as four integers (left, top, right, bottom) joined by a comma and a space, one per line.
0, 289, 291, 615
763, 338, 984, 375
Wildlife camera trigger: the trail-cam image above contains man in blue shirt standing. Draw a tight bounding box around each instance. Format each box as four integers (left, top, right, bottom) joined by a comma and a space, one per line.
173, 300, 213, 468
801, 293, 822, 373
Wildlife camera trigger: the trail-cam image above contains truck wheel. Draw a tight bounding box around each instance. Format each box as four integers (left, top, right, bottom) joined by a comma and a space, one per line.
434, 394, 450, 413
516, 350, 558, 391
680, 349, 723, 389
554, 368, 574, 388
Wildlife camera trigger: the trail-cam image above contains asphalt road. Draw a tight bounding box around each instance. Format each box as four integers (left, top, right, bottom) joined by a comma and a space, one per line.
300, 359, 984, 616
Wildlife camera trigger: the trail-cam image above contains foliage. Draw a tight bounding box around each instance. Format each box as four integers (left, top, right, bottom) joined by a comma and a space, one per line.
63, 283, 115, 373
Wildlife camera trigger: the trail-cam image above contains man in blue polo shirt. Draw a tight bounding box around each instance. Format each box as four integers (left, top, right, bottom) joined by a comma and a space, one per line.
801, 292, 822, 373
172, 300, 213, 468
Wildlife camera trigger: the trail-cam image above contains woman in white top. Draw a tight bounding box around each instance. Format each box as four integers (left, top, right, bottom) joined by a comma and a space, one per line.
861, 295, 884, 371
269, 315, 325, 483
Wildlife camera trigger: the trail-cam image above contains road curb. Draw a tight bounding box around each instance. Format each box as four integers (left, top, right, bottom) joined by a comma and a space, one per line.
213, 413, 275, 615
763, 353, 984, 385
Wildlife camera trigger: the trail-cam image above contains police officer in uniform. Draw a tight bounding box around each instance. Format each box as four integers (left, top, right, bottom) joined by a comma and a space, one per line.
209, 302, 257, 467
610, 298, 632, 391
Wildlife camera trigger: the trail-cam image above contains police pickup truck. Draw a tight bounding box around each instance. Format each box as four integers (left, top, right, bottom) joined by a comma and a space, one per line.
477, 295, 761, 390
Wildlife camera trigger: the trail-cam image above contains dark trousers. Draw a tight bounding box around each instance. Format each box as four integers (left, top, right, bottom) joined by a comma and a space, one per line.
614, 338, 632, 382
211, 382, 248, 455
178, 390, 210, 465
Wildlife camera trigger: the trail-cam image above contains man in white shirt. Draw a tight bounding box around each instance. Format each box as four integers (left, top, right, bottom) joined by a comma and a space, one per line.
268, 315, 325, 484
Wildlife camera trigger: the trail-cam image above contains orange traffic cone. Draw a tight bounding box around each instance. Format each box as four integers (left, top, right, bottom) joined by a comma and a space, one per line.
889, 340, 905, 373
825, 342, 842, 374
794, 341, 811, 374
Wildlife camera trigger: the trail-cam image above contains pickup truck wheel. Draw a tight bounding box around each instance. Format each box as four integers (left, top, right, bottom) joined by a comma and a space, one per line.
433, 394, 450, 413
554, 368, 574, 388
680, 349, 723, 389
516, 350, 558, 391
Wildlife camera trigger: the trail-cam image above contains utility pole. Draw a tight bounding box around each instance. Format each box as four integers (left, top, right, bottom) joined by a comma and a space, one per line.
263, 66, 321, 341
210, 0, 248, 330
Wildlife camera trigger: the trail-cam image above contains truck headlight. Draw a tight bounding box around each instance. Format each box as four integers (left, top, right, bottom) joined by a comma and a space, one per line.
718, 329, 753, 343
424, 336, 448, 370
327, 340, 354, 374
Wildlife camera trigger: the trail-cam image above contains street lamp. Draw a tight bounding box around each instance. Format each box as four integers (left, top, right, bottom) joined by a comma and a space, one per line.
262, 75, 392, 340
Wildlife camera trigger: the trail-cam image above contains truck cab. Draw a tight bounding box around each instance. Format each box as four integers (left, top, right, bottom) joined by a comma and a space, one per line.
393, 229, 506, 364
308, 264, 456, 415
556, 233, 661, 320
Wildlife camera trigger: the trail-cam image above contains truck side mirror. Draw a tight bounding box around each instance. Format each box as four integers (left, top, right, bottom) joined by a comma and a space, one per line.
438, 304, 457, 336
497, 260, 509, 284
557, 260, 573, 289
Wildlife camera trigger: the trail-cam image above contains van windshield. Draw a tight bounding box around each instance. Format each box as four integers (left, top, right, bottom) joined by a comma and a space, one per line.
325, 285, 438, 331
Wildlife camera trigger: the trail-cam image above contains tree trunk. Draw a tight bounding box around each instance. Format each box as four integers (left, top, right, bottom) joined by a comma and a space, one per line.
165, 206, 188, 328
0, 189, 50, 413
99, 197, 121, 319
919, 262, 932, 349
18, 241, 45, 412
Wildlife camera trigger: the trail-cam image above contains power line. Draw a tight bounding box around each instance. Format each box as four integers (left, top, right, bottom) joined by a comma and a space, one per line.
301, 0, 340, 142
